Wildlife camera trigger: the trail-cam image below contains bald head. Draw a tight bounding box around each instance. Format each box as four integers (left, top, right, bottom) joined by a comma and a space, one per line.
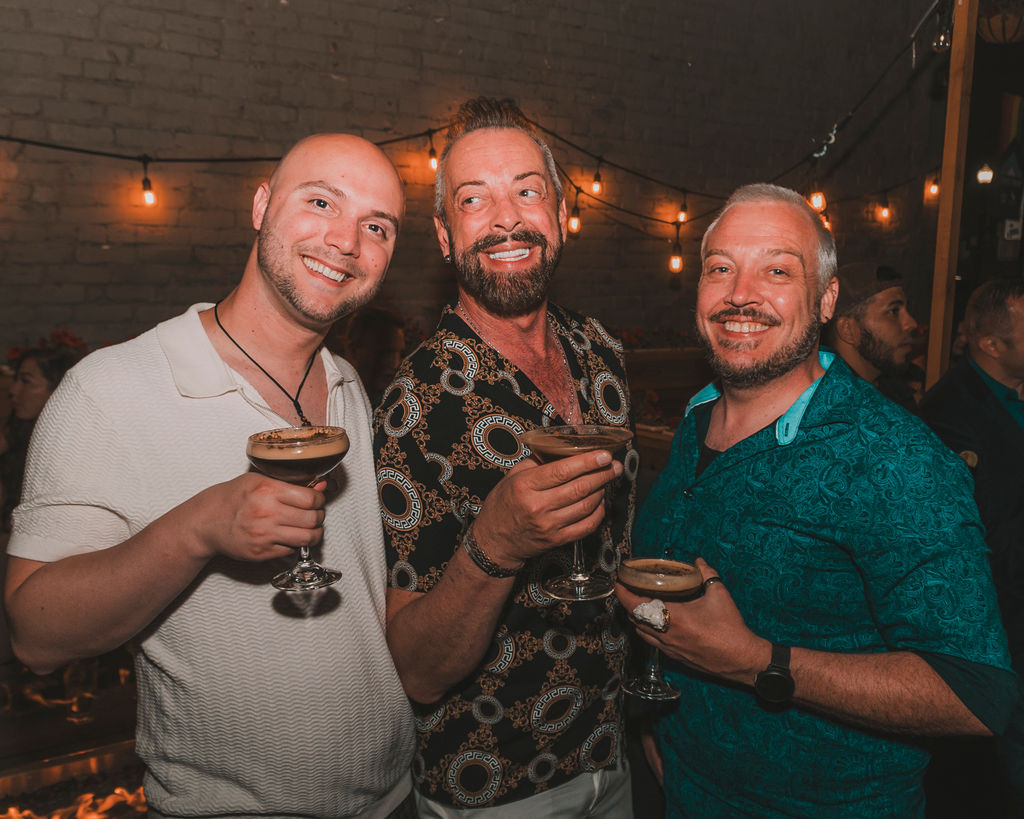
265, 134, 405, 230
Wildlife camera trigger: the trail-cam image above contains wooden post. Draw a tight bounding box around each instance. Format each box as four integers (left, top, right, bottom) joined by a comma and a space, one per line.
926, 0, 979, 389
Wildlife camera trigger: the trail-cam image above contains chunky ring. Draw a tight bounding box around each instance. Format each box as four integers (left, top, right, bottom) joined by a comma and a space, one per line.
703, 576, 723, 588
654, 606, 670, 633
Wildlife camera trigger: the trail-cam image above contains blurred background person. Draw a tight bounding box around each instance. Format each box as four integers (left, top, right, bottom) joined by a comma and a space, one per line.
824, 261, 919, 412
920, 278, 1024, 818
326, 305, 408, 407
1, 344, 86, 532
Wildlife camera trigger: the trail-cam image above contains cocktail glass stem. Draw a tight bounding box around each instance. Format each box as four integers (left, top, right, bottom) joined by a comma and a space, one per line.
623, 644, 681, 701
568, 540, 589, 582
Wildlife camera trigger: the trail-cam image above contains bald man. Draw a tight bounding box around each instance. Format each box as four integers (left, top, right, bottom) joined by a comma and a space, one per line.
5, 135, 416, 818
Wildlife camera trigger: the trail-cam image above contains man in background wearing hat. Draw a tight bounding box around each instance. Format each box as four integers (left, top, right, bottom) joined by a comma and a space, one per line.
826, 262, 919, 411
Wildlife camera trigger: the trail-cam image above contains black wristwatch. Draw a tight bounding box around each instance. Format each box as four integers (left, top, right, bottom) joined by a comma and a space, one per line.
754, 643, 795, 705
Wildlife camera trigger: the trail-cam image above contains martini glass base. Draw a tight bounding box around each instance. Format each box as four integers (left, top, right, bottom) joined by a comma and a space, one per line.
621, 676, 681, 702
542, 573, 615, 601
272, 564, 342, 591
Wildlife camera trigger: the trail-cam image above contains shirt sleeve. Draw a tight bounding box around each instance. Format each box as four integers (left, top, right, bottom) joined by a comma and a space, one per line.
373, 371, 476, 595
845, 419, 1012, 673
918, 651, 1018, 733
8, 369, 136, 562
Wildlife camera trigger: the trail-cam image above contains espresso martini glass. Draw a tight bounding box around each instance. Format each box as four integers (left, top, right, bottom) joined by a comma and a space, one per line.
619, 557, 704, 701
246, 425, 349, 591
517, 424, 633, 601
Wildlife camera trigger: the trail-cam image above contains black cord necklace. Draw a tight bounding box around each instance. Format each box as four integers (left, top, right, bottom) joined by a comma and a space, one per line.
213, 301, 317, 427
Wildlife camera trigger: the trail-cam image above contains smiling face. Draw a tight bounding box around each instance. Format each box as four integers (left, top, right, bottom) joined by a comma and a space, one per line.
252, 134, 404, 327
695, 200, 837, 389
434, 127, 567, 317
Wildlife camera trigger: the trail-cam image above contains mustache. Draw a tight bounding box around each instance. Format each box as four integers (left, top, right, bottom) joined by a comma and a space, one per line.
708, 308, 781, 327
470, 229, 549, 254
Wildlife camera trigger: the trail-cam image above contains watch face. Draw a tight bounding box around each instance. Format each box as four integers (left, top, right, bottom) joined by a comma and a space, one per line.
755, 669, 795, 704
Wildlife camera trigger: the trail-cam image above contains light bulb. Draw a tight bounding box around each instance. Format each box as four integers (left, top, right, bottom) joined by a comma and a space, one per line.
977, 164, 994, 184
142, 176, 156, 207
879, 202, 891, 222
809, 191, 826, 213
927, 179, 940, 198
429, 146, 438, 172
590, 170, 602, 195
821, 212, 831, 231
669, 241, 683, 273
677, 194, 688, 223
569, 205, 581, 234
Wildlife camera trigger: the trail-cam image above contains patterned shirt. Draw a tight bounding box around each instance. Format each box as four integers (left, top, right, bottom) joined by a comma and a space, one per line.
374, 303, 636, 809
636, 352, 1013, 818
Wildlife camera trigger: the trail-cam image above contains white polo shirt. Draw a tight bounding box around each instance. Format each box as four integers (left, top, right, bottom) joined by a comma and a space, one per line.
9, 304, 414, 818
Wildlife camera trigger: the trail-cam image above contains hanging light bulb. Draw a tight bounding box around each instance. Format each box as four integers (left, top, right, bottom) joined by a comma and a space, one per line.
428, 131, 438, 173
821, 211, 832, 231
926, 176, 940, 199
977, 163, 994, 184
591, 159, 603, 195
140, 158, 156, 207
878, 195, 892, 223
568, 205, 581, 234
568, 189, 582, 234
809, 189, 827, 213
669, 224, 683, 273
677, 192, 688, 223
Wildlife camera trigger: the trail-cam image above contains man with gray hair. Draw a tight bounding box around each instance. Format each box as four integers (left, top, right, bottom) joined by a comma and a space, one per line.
617, 183, 1015, 816
374, 98, 636, 816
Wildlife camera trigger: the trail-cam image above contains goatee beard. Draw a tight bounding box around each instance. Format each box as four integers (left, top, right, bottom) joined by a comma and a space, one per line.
452, 228, 561, 318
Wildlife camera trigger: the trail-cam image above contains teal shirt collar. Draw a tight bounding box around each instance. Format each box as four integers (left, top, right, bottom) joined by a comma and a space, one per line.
685, 350, 834, 445
967, 351, 1024, 433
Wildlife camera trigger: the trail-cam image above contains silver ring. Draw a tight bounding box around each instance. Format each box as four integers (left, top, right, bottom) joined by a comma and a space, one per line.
703, 576, 723, 588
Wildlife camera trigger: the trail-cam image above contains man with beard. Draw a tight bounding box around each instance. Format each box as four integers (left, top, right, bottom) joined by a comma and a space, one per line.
374, 98, 636, 816
615, 183, 1015, 817
5, 134, 417, 818
826, 261, 919, 411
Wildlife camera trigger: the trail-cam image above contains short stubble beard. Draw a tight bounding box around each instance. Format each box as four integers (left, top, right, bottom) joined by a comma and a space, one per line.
256, 221, 381, 325
695, 308, 823, 390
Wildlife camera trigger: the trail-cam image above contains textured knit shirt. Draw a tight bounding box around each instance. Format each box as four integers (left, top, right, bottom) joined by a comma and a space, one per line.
8, 305, 415, 818
636, 352, 1013, 818
373, 303, 636, 808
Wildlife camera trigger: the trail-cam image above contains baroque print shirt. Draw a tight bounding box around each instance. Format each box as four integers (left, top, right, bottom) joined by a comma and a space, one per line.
373, 302, 636, 809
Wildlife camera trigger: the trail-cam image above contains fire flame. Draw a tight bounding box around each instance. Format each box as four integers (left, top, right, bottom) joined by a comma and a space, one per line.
1, 785, 146, 819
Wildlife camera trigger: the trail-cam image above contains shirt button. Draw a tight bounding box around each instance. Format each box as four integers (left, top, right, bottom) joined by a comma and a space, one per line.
682, 489, 694, 499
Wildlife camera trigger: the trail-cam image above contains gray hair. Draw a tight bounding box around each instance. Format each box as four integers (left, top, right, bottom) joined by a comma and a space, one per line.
700, 183, 837, 295
434, 97, 563, 228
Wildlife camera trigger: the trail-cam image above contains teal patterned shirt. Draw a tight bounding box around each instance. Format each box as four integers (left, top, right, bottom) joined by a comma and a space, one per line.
636, 352, 1012, 817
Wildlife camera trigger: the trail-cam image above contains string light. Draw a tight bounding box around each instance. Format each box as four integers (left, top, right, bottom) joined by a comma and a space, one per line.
925, 175, 940, 199
669, 224, 683, 273
427, 131, 438, 172
568, 188, 582, 234
877, 193, 892, 223
977, 163, 994, 184
809, 189, 827, 213
590, 159, 603, 195
676, 192, 688, 223
821, 211, 832, 231
141, 157, 156, 207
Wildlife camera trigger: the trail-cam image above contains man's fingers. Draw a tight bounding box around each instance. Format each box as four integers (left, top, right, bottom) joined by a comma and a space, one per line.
526, 450, 617, 490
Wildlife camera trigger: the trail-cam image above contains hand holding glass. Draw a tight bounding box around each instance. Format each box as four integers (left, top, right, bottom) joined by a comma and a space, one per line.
620, 557, 704, 701
517, 424, 633, 601
246, 425, 349, 591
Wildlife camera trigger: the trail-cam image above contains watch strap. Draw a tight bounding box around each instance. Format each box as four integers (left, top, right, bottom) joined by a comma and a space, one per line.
768, 642, 791, 672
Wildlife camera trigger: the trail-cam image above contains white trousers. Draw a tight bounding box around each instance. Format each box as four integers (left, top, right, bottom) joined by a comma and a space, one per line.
414, 760, 633, 818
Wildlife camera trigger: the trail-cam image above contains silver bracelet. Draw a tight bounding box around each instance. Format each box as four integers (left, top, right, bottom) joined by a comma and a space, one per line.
462, 521, 520, 578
